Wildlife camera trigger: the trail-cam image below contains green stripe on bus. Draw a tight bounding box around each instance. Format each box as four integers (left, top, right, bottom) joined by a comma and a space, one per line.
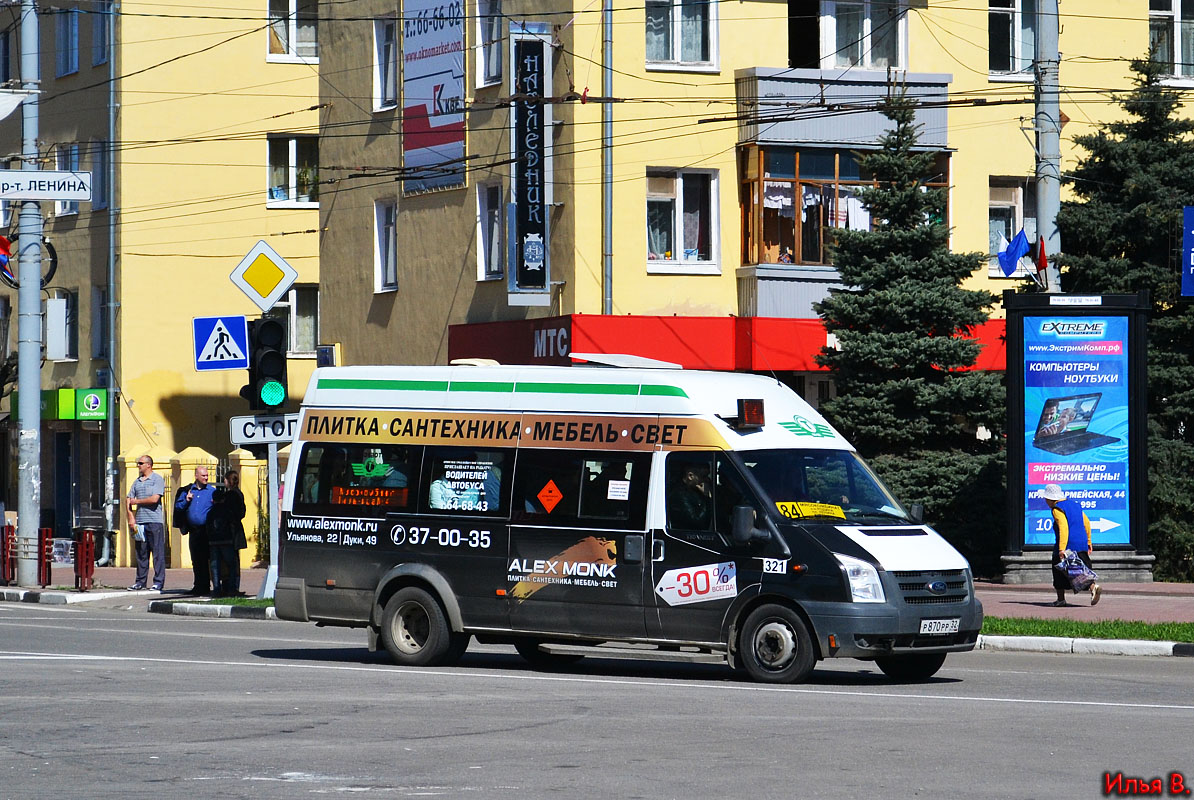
639, 384, 688, 397
515, 382, 639, 396
317, 378, 688, 399
317, 378, 450, 391
448, 381, 517, 393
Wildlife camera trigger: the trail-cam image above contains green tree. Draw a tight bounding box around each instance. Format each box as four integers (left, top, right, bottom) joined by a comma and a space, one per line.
1056, 56, 1194, 581
814, 90, 1006, 574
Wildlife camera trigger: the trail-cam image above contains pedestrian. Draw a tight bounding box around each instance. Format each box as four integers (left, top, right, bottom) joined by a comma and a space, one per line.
175, 465, 217, 595
1043, 483, 1102, 607
222, 470, 248, 596
206, 488, 237, 597
126, 455, 166, 591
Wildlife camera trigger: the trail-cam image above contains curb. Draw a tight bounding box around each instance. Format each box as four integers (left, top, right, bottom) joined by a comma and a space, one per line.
978, 634, 1191, 657
147, 600, 277, 620
1, 587, 136, 604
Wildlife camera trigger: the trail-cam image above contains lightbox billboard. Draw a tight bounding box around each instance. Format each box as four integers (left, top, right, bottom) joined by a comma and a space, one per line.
402, 0, 465, 193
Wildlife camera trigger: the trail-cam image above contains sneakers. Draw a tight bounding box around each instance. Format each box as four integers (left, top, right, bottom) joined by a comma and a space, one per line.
1090, 583, 1102, 606
151, 585, 163, 592
128, 584, 145, 591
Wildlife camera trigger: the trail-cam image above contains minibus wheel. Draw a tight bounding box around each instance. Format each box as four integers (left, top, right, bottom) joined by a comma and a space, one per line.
739, 604, 815, 684
380, 587, 452, 666
875, 653, 946, 681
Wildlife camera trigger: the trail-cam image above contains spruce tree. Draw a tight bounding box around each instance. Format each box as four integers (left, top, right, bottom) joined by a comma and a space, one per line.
815, 90, 1005, 573
1056, 57, 1194, 581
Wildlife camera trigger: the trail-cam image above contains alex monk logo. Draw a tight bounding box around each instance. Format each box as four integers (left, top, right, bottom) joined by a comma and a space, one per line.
1041, 320, 1105, 337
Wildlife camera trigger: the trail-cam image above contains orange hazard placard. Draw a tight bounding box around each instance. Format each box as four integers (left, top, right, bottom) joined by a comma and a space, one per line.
537, 480, 563, 513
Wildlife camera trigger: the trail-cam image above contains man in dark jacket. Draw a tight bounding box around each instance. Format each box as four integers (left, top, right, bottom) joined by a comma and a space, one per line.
175, 466, 216, 595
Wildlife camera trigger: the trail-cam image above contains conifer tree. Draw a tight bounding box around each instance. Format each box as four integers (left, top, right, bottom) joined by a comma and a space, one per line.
815, 90, 1005, 572
1056, 57, 1194, 580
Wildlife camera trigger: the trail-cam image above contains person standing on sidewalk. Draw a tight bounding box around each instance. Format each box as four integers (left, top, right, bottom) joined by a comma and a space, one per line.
175, 466, 216, 595
1044, 483, 1102, 607
126, 456, 166, 591
223, 470, 248, 596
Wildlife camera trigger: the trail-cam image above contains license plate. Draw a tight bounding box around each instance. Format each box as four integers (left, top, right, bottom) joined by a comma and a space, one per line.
919, 618, 960, 635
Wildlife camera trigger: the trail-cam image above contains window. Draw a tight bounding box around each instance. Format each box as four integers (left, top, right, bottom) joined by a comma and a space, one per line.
45, 288, 78, 361
646, 169, 718, 272
268, 0, 318, 60
56, 8, 79, 76
267, 285, 319, 354
375, 199, 397, 291
93, 0, 110, 66
512, 450, 650, 530
422, 447, 512, 516
267, 136, 318, 205
90, 141, 108, 210
740, 145, 950, 266
788, 2, 903, 70
1151, 0, 1194, 77
478, 0, 503, 86
294, 443, 423, 516
91, 286, 109, 360
0, 30, 10, 83
55, 144, 80, 215
989, 0, 1036, 75
665, 452, 759, 538
988, 179, 1037, 278
478, 183, 505, 280
374, 18, 397, 109
646, 0, 715, 67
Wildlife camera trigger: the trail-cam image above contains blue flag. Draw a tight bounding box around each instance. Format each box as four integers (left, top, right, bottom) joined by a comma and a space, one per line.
998, 229, 1030, 277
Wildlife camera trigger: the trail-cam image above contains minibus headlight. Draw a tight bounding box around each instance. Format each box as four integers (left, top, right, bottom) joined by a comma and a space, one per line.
834, 553, 885, 603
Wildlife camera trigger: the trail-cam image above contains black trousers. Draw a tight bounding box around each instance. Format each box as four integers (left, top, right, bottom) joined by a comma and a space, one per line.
187, 527, 211, 591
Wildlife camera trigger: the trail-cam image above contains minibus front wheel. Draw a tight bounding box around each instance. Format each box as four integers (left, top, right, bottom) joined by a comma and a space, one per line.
380, 587, 459, 667
739, 604, 816, 684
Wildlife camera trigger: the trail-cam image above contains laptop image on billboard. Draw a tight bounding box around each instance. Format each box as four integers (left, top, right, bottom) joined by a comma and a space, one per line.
1032, 392, 1121, 455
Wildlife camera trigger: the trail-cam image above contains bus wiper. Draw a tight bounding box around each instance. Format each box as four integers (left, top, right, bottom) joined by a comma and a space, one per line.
851, 508, 910, 522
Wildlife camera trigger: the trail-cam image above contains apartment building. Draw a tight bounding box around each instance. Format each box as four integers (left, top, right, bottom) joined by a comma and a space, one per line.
0, 2, 320, 555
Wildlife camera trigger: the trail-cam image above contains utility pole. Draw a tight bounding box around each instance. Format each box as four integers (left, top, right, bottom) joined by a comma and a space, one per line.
601, 1, 612, 314
16, 0, 43, 586
1036, 0, 1063, 293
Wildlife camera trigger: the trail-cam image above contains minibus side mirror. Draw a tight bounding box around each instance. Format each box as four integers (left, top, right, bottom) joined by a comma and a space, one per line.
908, 503, 924, 524
731, 505, 769, 545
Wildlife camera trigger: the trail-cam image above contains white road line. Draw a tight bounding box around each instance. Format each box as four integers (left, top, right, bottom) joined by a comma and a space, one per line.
2, 650, 1192, 712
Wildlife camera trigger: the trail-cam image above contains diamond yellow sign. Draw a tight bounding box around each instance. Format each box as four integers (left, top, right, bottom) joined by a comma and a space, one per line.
229, 240, 299, 312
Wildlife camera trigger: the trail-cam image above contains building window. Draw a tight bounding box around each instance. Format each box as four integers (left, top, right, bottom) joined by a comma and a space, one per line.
478, 0, 503, 86
267, 285, 319, 354
90, 141, 108, 210
374, 18, 398, 110
56, 7, 79, 77
1151, 1, 1194, 77
45, 288, 78, 361
988, 179, 1037, 278
645, 0, 715, 67
91, 286, 109, 360
268, 0, 318, 60
477, 184, 505, 280
989, 0, 1036, 75
646, 169, 718, 273
93, 0, 110, 66
376, 199, 398, 292
740, 145, 950, 266
267, 136, 318, 205
56, 144, 80, 216
787, 1, 904, 70
0, 30, 11, 83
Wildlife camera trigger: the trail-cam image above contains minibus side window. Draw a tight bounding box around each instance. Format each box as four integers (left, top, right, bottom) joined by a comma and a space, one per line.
713, 453, 759, 536
292, 443, 422, 517
512, 450, 649, 529
420, 447, 511, 516
666, 452, 760, 540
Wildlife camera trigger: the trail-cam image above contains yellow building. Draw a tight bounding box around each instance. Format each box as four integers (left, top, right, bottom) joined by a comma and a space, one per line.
0, 2, 320, 565
317, 1, 1153, 381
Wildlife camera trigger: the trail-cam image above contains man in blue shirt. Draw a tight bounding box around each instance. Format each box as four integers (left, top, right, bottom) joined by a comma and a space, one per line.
175, 465, 216, 595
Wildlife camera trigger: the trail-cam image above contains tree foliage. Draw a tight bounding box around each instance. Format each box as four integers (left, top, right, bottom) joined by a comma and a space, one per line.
1056, 57, 1194, 580
814, 90, 1006, 573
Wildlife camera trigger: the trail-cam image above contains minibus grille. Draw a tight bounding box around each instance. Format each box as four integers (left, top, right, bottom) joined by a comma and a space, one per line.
891, 570, 970, 605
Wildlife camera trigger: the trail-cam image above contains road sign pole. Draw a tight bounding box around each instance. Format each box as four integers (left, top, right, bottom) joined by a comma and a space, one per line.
258, 441, 280, 599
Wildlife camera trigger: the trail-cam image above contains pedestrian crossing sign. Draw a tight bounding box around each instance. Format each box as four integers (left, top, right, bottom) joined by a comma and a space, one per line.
193, 315, 249, 371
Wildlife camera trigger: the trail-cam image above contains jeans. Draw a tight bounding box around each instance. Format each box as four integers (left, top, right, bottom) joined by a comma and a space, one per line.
134, 522, 166, 588
209, 544, 238, 595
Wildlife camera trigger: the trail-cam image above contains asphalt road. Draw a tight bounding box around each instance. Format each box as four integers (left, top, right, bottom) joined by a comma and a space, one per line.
2, 603, 1192, 800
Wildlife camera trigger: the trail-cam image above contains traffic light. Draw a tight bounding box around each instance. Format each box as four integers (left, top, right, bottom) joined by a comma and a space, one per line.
240, 318, 288, 410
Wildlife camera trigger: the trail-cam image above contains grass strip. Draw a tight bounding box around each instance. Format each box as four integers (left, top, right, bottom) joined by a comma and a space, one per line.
208, 597, 274, 608
983, 616, 1194, 643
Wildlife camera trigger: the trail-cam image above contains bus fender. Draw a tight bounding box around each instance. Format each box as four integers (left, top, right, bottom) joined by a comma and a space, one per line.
371, 563, 465, 633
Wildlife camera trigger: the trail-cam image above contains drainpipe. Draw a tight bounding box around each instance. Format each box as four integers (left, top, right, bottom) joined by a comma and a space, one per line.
100, 0, 119, 564
601, 1, 612, 314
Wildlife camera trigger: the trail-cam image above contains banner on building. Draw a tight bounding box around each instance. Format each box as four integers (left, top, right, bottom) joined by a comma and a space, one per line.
402, 0, 465, 193
510, 31, 552, 295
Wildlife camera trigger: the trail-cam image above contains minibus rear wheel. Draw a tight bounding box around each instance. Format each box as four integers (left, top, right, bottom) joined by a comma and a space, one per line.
380, 587, 453, 666
875, 653, 946, 681
739, 604, 815, 684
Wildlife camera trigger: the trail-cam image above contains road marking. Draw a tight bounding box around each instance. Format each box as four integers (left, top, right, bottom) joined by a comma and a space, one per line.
3, 650, 1193, 713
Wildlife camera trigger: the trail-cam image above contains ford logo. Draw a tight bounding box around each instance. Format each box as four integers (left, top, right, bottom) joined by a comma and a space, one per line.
926, 580, 947, 595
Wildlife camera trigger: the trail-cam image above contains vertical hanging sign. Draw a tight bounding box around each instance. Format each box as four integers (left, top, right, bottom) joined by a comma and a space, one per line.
513, 35, 549, 292
1183, 206, 1194, 297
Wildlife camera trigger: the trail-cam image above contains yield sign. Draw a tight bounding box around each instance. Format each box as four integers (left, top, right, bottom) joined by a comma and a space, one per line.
193, 315, 249, 371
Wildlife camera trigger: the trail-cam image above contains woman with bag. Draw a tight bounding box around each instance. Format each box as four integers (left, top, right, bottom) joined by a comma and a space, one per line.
1044, 483, 1102, 607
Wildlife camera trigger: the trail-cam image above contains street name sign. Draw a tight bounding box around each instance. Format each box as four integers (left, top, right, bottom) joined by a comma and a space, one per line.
0, 171, 92, 201
230, 240, 299, 312
193, 315, 249, 371
229, 413, 300, 446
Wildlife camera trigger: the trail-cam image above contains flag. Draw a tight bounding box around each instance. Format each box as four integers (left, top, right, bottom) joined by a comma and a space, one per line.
998, 229, 1030, 277
0, 91, 32, 123
0, 235, 10, 269
1033, 236, 1048, 277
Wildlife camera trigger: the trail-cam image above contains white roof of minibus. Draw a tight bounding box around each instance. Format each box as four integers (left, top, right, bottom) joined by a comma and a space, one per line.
300, 365, 853, 452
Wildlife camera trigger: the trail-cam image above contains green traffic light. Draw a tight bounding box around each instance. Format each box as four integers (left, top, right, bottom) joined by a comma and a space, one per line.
259, 379, 286, 407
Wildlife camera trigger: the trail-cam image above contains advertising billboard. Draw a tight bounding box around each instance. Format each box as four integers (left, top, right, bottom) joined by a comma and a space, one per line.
402, 0, 465, 193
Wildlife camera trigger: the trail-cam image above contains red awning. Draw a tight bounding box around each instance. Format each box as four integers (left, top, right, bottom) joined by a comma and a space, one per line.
448, 315, 1006, 372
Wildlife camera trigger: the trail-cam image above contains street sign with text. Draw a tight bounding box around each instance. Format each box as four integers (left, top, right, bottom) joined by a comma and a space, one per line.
229, 413, 300, 446
0, 171, 92, 200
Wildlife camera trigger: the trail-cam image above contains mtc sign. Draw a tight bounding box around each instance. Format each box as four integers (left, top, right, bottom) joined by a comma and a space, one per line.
229, 413, 300, 446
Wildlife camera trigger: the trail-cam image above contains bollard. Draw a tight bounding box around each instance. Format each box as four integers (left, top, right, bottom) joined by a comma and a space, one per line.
0, 525, 14, 584
37, 527, 54, 587
74, 528, 96, 592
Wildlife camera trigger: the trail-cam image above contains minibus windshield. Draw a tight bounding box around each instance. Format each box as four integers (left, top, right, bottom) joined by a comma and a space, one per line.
739, 449, 911, 524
